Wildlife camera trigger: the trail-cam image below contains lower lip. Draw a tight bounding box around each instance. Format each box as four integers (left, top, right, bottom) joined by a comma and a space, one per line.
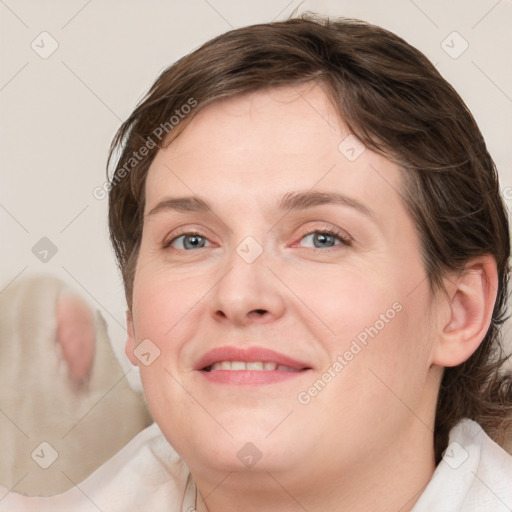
199, 369, 310, 385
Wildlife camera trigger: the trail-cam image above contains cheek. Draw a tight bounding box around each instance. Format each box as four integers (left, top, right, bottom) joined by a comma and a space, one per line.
304, 264, 432, 384
291, 263, 401, 340
332, 290, 433, 415
132, 265, 206, 341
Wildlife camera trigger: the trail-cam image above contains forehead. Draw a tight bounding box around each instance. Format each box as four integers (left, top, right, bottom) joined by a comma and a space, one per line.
143, 83, 406, 227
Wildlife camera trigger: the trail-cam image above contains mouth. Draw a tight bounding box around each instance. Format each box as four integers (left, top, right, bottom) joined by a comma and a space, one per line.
195, 345, 312, 371
195, 346, 313, 385
202, 361, 310, 372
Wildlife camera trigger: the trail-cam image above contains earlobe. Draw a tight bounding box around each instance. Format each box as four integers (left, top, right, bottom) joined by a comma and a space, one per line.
125, 309, 139, 366
432, 256, 498, 368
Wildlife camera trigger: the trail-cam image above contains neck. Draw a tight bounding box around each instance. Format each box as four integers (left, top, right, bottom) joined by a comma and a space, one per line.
193, 425, 436, 512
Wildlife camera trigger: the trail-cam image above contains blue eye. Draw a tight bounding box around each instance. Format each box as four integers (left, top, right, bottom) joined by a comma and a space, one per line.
164, 228, 351, 252
299, 229, 351, 249
165, 233, 212, 250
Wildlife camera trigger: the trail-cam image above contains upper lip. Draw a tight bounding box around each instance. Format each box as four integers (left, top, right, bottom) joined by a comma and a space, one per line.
194, 346, 313, 371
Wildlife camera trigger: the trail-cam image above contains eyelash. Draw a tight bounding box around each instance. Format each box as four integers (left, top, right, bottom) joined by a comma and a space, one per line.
163, 226, 352, 251
296, 227, 352, 249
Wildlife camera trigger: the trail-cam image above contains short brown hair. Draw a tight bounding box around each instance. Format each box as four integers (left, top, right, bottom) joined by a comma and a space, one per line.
107, 14, 512, 460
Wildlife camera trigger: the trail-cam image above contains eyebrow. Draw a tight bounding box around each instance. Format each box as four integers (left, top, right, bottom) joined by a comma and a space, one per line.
146, 191, 375, 219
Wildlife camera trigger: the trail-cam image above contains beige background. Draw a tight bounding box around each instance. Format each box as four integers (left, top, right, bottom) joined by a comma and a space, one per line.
1, 0, 511, 388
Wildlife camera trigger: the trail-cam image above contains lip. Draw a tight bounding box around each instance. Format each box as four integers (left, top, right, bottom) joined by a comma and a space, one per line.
200, 369, 309, 385
194, 346, 312, 372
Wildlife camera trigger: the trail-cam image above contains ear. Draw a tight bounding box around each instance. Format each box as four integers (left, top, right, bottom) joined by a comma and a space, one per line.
432, 255, 498, 367
125, 309, 139, 366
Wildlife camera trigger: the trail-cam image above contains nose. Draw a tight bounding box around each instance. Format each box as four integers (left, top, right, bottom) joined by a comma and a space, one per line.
208, 241, 286, 327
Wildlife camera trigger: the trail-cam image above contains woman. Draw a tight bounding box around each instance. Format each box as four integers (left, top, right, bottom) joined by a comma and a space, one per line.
2, 13, 511, 512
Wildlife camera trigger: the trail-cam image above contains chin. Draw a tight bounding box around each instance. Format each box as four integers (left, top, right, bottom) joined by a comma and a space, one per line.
195, 427, 310, 472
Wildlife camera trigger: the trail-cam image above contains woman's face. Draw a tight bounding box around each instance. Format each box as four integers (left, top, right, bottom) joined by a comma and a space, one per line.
127, 83, 441, 491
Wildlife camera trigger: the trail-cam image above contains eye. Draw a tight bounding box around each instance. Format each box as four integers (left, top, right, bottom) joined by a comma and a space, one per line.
163, 227, 351, 252
298, 228, 352, 249
164, 232, 213, 250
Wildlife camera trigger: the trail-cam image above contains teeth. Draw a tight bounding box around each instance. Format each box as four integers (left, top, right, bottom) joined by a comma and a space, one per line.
247, 362, 264, 370
208, 361, 300, 372
277, 364, 297, 372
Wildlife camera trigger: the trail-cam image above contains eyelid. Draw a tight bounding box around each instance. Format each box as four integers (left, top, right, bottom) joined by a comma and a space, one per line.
164, 230, 210, 249
164, 222, 352, 251
292, 224, 352, 248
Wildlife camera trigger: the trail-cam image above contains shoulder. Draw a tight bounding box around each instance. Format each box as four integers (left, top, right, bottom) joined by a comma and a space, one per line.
459, 419, 512, 510
412, 419, 512, 512
0, 422, 197, 512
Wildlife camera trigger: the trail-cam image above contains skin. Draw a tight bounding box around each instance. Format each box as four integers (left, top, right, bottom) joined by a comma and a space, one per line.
125, 82, 497, 512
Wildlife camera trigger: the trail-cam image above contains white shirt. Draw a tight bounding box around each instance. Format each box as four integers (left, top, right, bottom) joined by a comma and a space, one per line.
1, 419, 510, 511
412, 419, 512, 511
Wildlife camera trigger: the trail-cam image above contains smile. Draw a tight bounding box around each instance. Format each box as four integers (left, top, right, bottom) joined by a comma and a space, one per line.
204, 361, 303, 372
195, 345, 313, 384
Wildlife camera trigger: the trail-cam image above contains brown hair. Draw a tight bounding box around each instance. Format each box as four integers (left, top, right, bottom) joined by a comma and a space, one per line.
107, 14, 512, 461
